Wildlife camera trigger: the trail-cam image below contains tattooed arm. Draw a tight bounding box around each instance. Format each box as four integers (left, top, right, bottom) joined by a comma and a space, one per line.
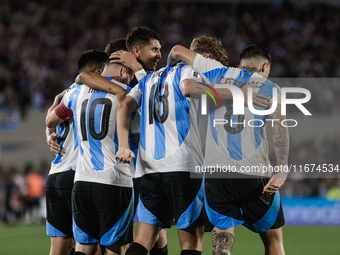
212, 227, 235, 255
263, 104, 290, 195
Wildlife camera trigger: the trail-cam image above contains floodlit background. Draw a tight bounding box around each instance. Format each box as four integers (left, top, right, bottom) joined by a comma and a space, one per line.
0, 0, 339, 254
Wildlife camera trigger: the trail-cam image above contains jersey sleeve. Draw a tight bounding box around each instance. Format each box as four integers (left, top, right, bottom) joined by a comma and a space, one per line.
127, 85, 143, 107
193, 53, 225, 74
54, 86, 76, 121
135, 69, 147, 82
180, 65, 203, 83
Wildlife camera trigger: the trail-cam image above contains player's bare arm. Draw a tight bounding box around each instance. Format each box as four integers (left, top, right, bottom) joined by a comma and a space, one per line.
75, 72, 128, 103
170, 46, 269, 108
168, 45, 197, 67
45, 90, 66, 154
181, 79, 237, 99
110, 50, 147, 81
110, 50, 143, 73
46, 108, 66, 128
46, 97, 73, 129
181, 79, 269, 109
115, 96, 138, 163
263, 104, 289, 195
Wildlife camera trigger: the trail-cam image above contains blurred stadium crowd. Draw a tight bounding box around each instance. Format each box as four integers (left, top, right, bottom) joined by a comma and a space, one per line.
0, 0, 340, 223
0, 161, 47, 224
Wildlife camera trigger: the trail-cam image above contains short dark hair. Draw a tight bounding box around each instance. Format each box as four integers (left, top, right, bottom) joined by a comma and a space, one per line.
190, 35, 228, 66
240, 44, 272, 65
105, 38, 128, 55
77, 49, 108, 73
126, 26, 162, 52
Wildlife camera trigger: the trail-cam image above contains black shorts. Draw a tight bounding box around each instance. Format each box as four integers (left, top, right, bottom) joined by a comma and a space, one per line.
205, 174, 285, 233
133, 177, 141, 218
72, 181, 134, 246
137, 172, 204, 229
45, 170, 75, 237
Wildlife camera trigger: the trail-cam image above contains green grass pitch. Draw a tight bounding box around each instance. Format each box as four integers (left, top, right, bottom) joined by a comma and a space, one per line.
0, 223, 339, 254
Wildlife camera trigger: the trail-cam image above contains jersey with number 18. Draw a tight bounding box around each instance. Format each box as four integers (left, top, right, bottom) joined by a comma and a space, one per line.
128, 63, 204, 178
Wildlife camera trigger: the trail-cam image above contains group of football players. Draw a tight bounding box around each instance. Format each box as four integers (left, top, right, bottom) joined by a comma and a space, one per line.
45, 26, 289, 255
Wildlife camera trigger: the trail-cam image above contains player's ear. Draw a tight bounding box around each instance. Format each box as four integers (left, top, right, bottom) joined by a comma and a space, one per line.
238, 64, 241, 69
94, 68, 102, 74
202, 53, 212, 59
132, 46, 140, 58
120, 66, 128, 76
262, 62, 270, 72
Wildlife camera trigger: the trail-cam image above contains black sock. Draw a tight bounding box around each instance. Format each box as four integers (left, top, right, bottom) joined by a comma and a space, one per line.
126, 242, 148, 255
180, 250, 201, 255
150, 245, 168, 255
74, 252, 86, 255
70, 247, 75, 255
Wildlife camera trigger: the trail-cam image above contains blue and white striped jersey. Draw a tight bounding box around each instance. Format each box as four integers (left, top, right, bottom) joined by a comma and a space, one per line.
58, 77, 133, 187
49, 84, 78, 175
128, 63, 204, 178
193, 54, 281, 177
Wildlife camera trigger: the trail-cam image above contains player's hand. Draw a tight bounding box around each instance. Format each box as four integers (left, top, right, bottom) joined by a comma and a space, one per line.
110, 50, 142, 73
47, 132, 61, 155
115, 148, 135, 163
262, 172, 287, 195
242, 85, 270, 109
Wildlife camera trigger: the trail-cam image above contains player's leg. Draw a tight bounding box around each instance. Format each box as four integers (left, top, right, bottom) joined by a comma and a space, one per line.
241, 179, 285, 255
178, 223, 204, 252
211, 226, 235, 255
72, 181, 101, 255
105, 238, 130, 255
132, 221, 163, 251
125, 221, 162, 255
166, 172, 205, 254
95, 182, 135, 255
150, 228, 168, 255
127, 174, 168, 255
258, 201, 285, 255
49, 236, 74, 255
46, 170, 75, 255
259, 228, 285, 255
94, 243, 105, 255
205, 177, 246, 255
75, 243, 98, 255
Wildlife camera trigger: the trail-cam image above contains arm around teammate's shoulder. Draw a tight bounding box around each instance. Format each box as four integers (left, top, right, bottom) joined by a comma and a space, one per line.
116, 96, 139, 163
169, 45, 197, 67
76, 72, 128, 103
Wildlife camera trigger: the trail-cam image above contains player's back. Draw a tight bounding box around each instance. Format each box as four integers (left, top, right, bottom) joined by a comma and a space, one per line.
49, 84, 78, 175
131, 63, 203, 177
66, 81, 132, 187
193, 54, 280, 177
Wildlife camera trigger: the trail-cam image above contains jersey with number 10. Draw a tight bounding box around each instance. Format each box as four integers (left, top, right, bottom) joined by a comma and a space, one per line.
128, 63, 203, 178
57, 77, 132, 187
193, 54, 281, 177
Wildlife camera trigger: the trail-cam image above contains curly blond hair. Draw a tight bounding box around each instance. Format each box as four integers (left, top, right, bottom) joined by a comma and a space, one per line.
190, 35, 228, 66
